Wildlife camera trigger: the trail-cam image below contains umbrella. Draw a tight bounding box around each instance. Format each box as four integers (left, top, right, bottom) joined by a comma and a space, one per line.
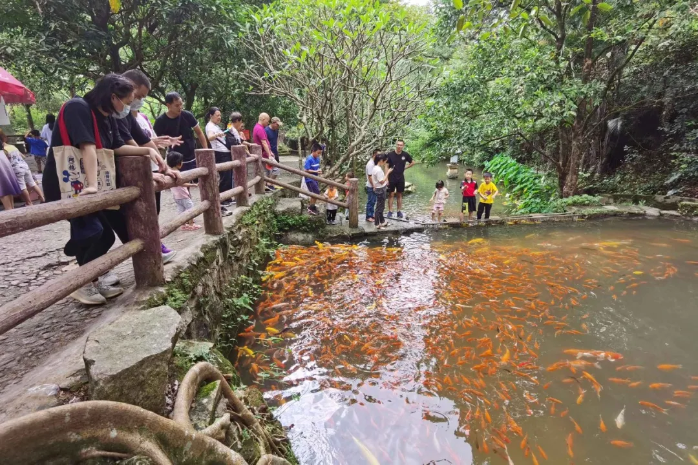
0, 67, 36, 105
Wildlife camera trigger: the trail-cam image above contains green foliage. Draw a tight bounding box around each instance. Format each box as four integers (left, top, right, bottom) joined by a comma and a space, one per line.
274, 214, 316, 233
485, 155, 558, 214
553, 195, 602, 208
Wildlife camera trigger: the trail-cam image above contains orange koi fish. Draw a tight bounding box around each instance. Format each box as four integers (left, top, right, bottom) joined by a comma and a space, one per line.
566, 433, 574, 458
599, 415, 607, 432
537, 445, 548, 460
665, 400, 686, 408
674, 390, 693, 398
649, 383, 672, 390
610, 440, 634, 448
628, 381, 642, 388
639, 401, 667, 414
608, 378, 632, 385
570, 417, 583, 434
657, 364, 682, 371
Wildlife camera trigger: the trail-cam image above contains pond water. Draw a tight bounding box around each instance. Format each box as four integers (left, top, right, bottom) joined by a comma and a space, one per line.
236, 219, 698, 464
356, 162, 507, 222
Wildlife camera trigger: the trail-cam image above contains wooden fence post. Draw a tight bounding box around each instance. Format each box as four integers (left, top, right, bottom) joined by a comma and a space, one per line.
195, 149, 224, 235
116, 156, 164, 287
348, 178, 359, 229
232, 146, 249, 207
249, 144, 266, 195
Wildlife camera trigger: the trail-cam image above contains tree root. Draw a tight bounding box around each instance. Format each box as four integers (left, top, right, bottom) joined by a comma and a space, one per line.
174, 362, 283, 457
0, 362, 292, 465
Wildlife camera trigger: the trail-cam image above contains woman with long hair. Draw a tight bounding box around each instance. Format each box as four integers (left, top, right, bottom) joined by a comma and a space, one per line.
205, 107, 234, 208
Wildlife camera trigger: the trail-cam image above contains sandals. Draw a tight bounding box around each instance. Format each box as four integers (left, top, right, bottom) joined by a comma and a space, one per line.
181, 223, 202, 231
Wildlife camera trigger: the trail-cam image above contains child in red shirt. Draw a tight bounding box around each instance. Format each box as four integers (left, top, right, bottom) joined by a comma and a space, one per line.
459, 168, 478, 222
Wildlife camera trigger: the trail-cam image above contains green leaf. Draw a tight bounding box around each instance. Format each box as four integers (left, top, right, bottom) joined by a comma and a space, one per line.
456, 15, 465, 32
596, 2, 612, 12
453, 0, 463, 10
539, 15, 554, 28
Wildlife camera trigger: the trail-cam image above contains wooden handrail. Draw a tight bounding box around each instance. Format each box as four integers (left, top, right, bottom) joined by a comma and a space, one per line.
247, 176, 262, 189
264, 177, 349, 208
159, 201, 210, 239
246, 155, 258, 163
221, 186, 244, 202
0, 240, 145, 336
0, 187, 141, 239
154, 167, 209, 193
263, 158, 347, 190
216, 160, 242, 172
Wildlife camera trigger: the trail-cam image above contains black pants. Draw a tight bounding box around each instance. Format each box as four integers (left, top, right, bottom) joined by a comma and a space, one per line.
215, 150, 234, 195
326, 209, 337, 222
477, 202, 492, 220
375, 187, 386, 225
68, 209, 128, 266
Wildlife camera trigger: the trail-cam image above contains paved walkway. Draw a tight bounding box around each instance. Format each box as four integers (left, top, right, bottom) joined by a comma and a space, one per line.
0, 156, 302, 421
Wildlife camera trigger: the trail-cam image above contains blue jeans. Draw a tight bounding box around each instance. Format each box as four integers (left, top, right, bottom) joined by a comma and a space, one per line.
365, 186, 377, 219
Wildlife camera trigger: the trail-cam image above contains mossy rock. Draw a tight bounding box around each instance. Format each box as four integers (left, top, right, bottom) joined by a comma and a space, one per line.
172, 340, 237, 383
679, 201, 698, 217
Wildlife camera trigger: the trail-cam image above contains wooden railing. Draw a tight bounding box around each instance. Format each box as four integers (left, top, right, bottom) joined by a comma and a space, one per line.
262, 156, 359, 228
0, 145, 266, 337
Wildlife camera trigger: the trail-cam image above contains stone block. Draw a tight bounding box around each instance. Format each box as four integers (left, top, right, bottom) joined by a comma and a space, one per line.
641, 206, 661, 217
274, 198, 303, 215
679, 201, 698, 217
660, 210, 682, 217
83, 305, 181, 413
190, 380, 222, 430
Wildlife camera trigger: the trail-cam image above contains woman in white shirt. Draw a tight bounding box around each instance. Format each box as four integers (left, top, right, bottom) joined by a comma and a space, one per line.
205, 107, 233, 201
372, 154, 393, 229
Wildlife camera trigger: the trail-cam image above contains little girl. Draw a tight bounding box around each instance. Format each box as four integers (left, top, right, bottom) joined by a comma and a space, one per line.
167, 151, 201, 231
430, 180, 449, 222
372, 154, 393, 229
324, 185, 339, 224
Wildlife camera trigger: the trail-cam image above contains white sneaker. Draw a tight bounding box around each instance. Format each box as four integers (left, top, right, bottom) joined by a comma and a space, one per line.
96, 281, 124, 299
71, 283, 107, 305
163, 250, 177, 264
99, 271, 120, 287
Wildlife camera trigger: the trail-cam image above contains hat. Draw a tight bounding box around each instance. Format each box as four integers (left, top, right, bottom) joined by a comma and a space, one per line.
271, 116, 283, 126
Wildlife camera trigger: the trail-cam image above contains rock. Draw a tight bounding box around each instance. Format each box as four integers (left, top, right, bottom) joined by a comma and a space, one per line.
446, 164, 459, 179
172, 340, 235, 381
190, 380, 223, 430
678, 201, 698, 217
603, 205, 619, 211
274, 198, 303, 215
280, 231, 316, 245
83, 306, 181, 413
641, 206, 661, 217
660, 210, 682, 217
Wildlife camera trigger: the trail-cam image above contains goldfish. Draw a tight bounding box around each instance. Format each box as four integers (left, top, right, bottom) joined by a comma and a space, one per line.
615, 406, 625, 429
657, 364, 682, 371
566, 433, 574, 457
537, 445, 548, 460
599, 415, 607, 432
649, 383, 672, 390
608, 378, 632, 385
576, 390, 585, 404
665, 400, 686, 408
628, 381, 642, 388
674, 390, 693, 398
610, 440, 634, 448
639, 401, 667, 414
570, 416, 583, 434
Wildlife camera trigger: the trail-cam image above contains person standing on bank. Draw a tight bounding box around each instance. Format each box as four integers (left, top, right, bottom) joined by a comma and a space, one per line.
365, 149, 380, 223
252, 113, 279, 191
38, 113, 55, 173
120, 69, 181, 263
386, 139, 414, 219
205, 107, 234, 214
42, 74, 164, 305
153, 92, 207, 172
265, 116, 283, 163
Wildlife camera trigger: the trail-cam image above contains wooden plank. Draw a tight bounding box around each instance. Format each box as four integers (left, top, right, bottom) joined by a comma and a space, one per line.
264, 158, 346, 190
347, 178, 359, 229
0, 186, 140, 239
249, 144, 266, 195
117, 156, 165, 288
159, 200, 210, 239
264, 177, 348, 208
0, 240, 144, 337
247, 175, 262, 189
232, 146, 249, 207
154, 167, 208, 193
220, 186, 244, 203
216, 160, 242, 172
246, 155, 259, 164
195, 149, 224, 235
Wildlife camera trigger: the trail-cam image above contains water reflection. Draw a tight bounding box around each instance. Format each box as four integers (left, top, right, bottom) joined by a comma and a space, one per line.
239, 219, 698, 464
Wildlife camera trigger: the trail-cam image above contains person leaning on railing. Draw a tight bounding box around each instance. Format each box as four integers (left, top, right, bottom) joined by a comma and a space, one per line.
205, 107, 234, 216
42, 74, 167, 306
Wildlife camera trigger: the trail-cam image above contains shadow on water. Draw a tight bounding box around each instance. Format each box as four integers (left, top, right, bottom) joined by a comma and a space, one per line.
237, 219, 698, 464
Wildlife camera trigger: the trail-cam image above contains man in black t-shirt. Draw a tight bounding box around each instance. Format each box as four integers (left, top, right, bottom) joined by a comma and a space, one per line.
153, 92, 207, 171
386, 139, 414, 219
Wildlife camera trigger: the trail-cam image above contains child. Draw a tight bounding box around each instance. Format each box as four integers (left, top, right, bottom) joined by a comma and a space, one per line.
324, 185, 339, 224
430, 180, 449, 222
167, 151, 201, 231
343, 171, 353, 220
24, 129, 48, 174
1, 133, 44, 205
459, 169, 478, 222
303, 142, 323, 215
372, 154, 393, 229
477, 172, 498, 220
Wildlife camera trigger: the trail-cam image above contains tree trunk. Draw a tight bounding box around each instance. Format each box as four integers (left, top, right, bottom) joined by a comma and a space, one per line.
24, 104, 34, 130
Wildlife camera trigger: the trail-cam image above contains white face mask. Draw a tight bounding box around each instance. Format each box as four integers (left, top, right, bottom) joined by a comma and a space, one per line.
130, 98, 144, 111
114, 98, 130, 119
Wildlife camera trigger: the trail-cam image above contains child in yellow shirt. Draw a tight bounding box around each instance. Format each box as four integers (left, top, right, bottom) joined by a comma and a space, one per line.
476, 172, 498, 220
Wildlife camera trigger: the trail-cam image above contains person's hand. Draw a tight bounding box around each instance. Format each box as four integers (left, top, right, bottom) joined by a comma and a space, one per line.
164, 168, 181, 182
152, 173, 167, 187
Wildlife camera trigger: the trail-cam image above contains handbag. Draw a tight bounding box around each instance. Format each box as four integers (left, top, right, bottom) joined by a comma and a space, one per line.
299, 177, 309, 200
53, 104, 116, 199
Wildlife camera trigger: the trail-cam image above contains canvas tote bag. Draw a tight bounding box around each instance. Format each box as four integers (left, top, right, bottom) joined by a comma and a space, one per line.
53, 104, 117, 199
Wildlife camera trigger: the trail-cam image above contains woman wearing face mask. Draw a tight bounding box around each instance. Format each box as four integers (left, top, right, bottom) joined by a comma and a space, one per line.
42, 73, 165, 305
205, 107, 234, 207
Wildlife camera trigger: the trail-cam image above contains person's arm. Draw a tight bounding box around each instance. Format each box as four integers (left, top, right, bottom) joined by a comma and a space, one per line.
193, 125, 207, 149
492, 185, 499, 199
206, 126, 225, 141
445, 189, 450, 198
430, 190, 435, 202
78, 143, 99, 195
262, 139, 273, 158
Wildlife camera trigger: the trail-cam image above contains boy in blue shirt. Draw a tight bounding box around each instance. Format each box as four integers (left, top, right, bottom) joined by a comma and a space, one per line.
24, 129, 49, 173
304, 142, 323, 215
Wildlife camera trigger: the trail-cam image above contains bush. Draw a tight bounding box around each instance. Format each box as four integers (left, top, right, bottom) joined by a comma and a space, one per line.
551, 195, 602, 209
484, 154, 558, 214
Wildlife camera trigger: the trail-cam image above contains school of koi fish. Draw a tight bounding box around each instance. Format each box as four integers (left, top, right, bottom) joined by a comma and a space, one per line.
235, 223, 698, 464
